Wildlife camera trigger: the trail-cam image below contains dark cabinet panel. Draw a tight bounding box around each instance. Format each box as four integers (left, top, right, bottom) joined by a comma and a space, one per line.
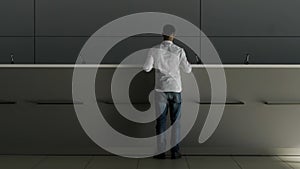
36, 0, 200, 36
36, 36, 200, 64
127, 0, 200, 28
0, 37, 34, 63
0, 0, 34, 36
202, 0, 300, 36
36, 37, 88, 64
201, 37, 300, 64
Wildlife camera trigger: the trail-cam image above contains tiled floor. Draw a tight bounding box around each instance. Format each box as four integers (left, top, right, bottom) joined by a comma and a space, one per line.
0, 155, 298, 169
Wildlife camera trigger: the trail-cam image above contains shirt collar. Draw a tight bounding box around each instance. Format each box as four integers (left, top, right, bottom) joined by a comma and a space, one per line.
163, 40, 173, 44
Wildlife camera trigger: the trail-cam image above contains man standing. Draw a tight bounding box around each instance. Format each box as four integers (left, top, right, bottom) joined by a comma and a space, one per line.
143, 24, 192, 159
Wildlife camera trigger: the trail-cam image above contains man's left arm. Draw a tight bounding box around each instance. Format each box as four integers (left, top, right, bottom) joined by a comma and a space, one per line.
179, 49, 192, 73
143, 49, 154, 72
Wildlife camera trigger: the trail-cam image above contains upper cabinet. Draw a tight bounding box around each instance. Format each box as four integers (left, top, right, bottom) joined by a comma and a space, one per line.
36, 0, 200, 36
202, 0, 300, 36
0, 0, 34, 36
35, 36, 200, 64
201, 37, 300, 64
0, 37, 34, 63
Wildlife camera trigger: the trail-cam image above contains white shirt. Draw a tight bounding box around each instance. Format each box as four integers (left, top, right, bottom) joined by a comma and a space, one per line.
143, 40, 192, 92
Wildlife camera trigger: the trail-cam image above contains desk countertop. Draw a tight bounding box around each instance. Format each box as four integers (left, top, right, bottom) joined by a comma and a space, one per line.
0, 64, 300, 68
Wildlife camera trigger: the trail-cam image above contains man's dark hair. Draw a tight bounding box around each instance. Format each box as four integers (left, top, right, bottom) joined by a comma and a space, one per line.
162, 24, 176, 40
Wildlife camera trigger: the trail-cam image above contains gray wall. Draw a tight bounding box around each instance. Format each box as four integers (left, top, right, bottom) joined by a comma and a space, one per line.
1, 0, 300, 63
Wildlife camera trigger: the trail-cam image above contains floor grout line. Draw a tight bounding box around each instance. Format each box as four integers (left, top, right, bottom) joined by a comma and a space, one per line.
231, 155, 243, 169
184, 156, 191, 169
276, 155, 295, 169
31, 155, 47, 169
83, 156, 94, 169
136, 159, 140, 169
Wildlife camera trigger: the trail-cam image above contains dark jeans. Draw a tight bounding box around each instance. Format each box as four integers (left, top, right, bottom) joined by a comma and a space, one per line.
155, 91, 181, 154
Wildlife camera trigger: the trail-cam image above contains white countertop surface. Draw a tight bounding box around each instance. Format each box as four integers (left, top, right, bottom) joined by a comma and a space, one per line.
0, 64, 300, 68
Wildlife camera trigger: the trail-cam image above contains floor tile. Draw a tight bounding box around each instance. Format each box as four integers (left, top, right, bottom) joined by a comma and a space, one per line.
34, 156, 91, 169
0, 155, 44, 169
234, 156, 292, 169
138, 157, 189, 169
86, 156, 138, 169
186, 156, 240, 169
278, 156, 300, 169
0, 155, 297, 169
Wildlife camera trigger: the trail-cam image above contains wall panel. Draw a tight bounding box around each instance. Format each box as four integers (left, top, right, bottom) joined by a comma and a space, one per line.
202, 0, 300, 36
0, 0, 33, 36
0, 37, 34, 63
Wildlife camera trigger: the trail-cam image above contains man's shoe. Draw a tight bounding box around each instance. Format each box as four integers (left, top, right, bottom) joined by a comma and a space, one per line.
171, 152, 182, 159
153, 153, 166, 159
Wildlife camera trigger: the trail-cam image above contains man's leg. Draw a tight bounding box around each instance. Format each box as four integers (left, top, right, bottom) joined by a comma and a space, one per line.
154, 92, 168, 158
169, 92, 182, 158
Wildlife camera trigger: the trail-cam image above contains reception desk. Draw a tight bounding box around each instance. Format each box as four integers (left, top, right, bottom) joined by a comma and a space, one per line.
0, 64, 300, 155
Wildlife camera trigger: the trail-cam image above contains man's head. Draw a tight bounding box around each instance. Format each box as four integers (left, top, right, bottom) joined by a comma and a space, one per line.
162, 24, 176, 41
